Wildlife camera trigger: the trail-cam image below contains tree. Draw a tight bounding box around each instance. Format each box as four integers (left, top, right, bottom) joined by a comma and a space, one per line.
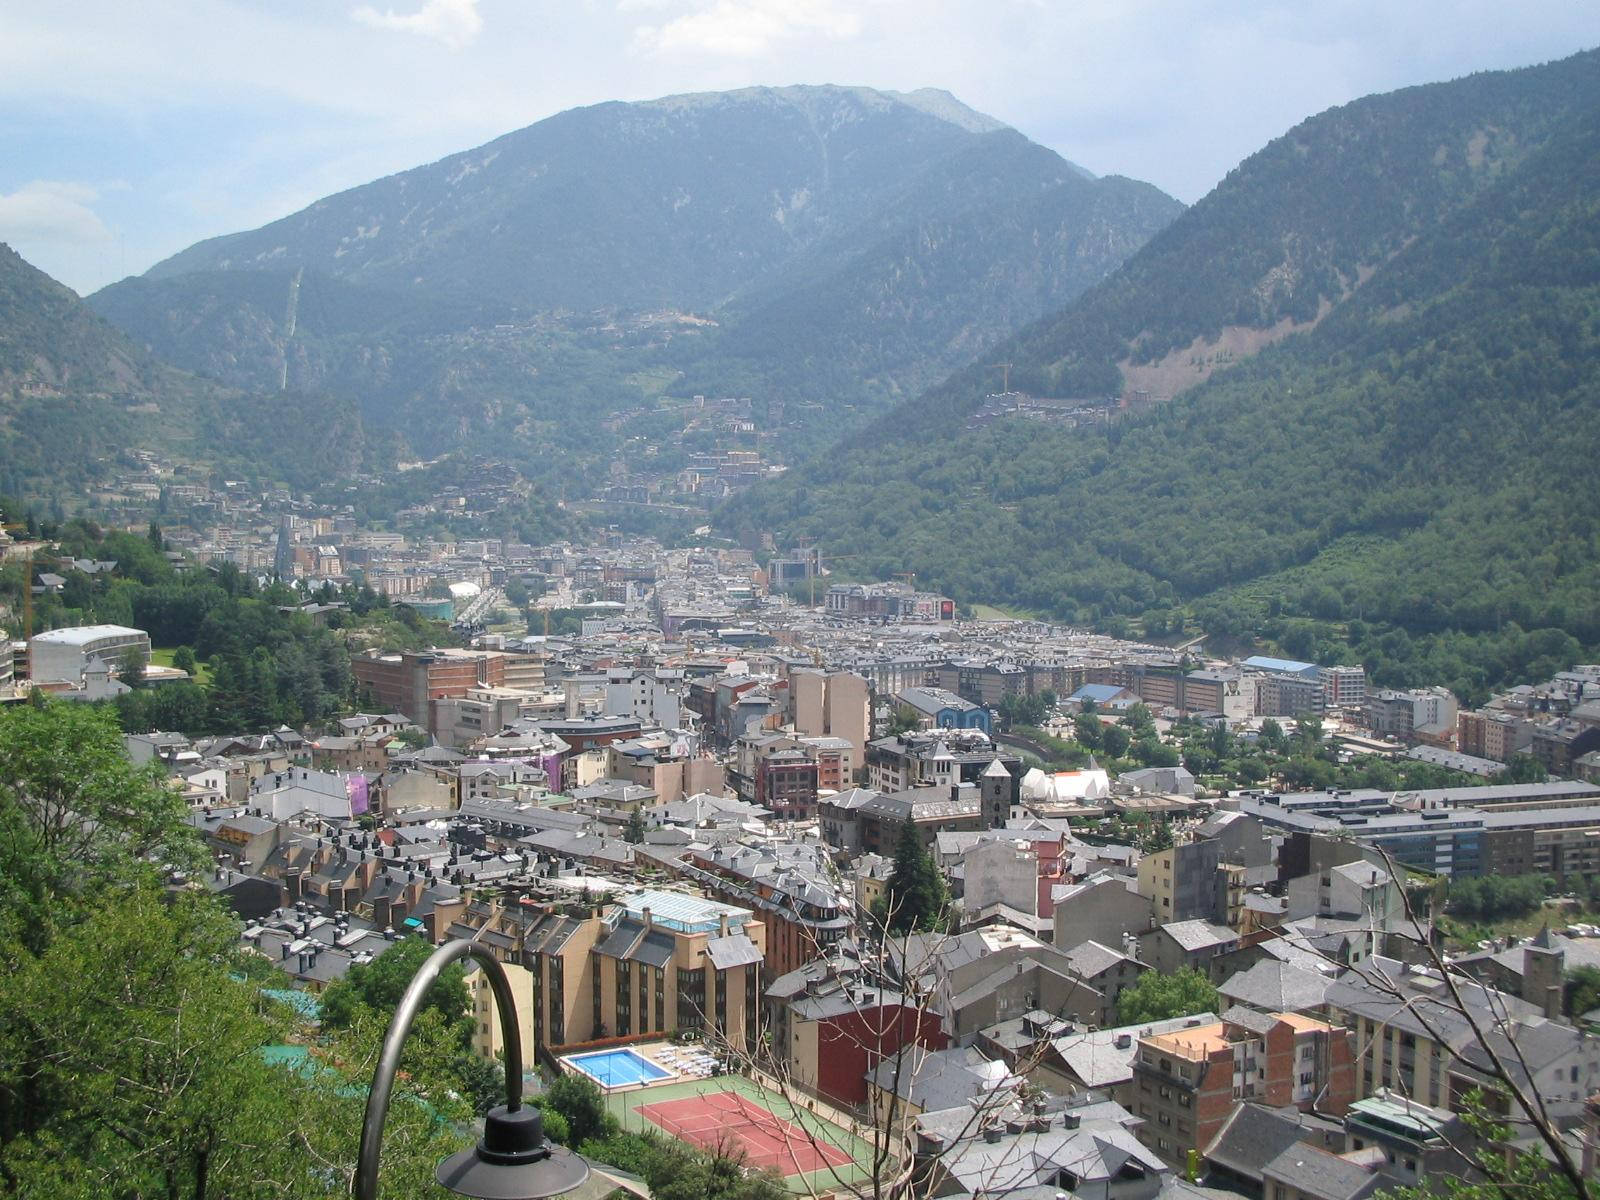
545, 1074, 615, 1147
1565, 965, 1600, 1020
170, 644, 198, 676
1073, 711, 1104, 750
625, 807, 647, 844
117, 642, 148, 689
1140, 819, 1174, 853
1116, 967, 1218, 1024
880, 820, 948, 935
1101, 722, 1131, 759
1500, 753, 1548, 784
320, 936, 472, 1046
0, 700, 199, 949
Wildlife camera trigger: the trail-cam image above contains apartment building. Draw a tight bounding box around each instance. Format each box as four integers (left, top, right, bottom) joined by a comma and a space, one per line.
352, 648, 509, 728
522, 890, 766, 1053
1458, 709, 1535, 762
788, 668, 870, 772
1137, 838, 1227, 925
1131, 1011, 1355, 1165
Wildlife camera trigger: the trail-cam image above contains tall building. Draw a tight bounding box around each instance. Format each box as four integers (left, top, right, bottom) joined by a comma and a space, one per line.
352, 648, 508, 729
789, 669, 870, 775
1137, 838, 1227, 924
1321, 665, 1368, 709
1132, 1012, 1354, 1165
522, 890, 766, 1052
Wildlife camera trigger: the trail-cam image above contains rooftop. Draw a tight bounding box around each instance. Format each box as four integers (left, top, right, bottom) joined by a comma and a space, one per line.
616, 888, 752, 934
31, 623, 146, 646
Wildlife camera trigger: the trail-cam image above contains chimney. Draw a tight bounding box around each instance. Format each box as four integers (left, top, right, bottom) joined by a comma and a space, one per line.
643, 906, 653, 930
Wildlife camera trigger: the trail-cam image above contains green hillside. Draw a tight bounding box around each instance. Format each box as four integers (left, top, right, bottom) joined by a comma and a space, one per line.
0, 245, 580, 544
722, 51, 1600, 700
89, 87, 1181, 486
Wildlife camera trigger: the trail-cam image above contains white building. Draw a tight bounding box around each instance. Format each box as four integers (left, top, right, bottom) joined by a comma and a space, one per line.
249, 767, 355, 820
30, 624, 150, 685
604, 667, 682, 730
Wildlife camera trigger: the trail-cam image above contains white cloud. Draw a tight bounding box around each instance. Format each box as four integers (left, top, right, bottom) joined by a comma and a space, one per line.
353, 0, 483, 50
0, 180, 113, 244
631, 0, 863, 58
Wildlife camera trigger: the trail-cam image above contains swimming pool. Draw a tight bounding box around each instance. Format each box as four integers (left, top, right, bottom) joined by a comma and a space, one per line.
563, 1048, 673, 1089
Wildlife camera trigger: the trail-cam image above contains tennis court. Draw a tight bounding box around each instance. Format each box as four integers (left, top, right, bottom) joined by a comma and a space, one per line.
637, 1088, 854, 1175
609, 1073, 876, 1192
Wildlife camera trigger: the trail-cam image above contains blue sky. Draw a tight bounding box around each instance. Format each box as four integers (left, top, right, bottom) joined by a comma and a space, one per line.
4, 0, 1598, 295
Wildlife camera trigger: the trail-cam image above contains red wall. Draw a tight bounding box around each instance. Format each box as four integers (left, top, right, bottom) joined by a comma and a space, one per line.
813, 1003, 948, 1107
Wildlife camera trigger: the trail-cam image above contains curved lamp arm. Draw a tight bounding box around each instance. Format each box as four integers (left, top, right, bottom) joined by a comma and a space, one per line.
354, 939, 524, 1200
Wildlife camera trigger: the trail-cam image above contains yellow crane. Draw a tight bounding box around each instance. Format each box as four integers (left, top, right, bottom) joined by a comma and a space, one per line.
989, 362, 1014, 393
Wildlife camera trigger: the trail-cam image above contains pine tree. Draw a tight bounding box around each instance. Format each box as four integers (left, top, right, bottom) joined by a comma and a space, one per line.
882, 819, 948, 935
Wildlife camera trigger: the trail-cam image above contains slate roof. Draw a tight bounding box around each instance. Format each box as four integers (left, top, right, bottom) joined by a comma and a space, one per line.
1205, 1103, 1324, 1183
1261, 1144, 1379, 1200
1218, 959, 1335, 1013
1159, 919, 1239, 952
705, 933, 763, 970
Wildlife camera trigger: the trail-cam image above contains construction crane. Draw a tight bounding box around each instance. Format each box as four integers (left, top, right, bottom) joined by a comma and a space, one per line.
989, 362, 1014, 393
894, 571, 917, 591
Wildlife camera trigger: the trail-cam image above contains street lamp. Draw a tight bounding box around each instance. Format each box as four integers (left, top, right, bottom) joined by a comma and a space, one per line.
354, 939, 590, 1200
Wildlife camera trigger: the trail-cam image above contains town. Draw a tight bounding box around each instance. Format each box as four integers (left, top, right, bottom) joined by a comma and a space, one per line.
5, 495, 1600, 1200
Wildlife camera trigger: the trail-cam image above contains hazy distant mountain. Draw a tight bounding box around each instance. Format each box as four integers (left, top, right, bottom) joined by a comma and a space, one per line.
725, 51, 1600, 693
0, 243, 386, 498
91, 85, 1181, 467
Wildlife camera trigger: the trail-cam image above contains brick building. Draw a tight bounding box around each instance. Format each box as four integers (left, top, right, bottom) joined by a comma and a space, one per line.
352, 648, 507, 729
1131, 1010, 1355, 1166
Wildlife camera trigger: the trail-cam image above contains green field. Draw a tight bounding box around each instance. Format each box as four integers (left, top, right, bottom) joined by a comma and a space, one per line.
150, 647, 211, 685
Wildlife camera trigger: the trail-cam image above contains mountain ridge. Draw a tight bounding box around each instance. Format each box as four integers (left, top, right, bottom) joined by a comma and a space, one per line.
719, 48, 1600, 697
90, 85, 1182, 485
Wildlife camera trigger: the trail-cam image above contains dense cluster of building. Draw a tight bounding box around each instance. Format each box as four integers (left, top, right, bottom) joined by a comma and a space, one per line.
12, 520, 1600, 1199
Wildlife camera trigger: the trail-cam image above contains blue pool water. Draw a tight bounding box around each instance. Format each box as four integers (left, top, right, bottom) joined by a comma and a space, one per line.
564, 1048, 673, 1089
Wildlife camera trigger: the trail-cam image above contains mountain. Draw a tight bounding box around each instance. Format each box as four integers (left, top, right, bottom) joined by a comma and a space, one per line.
722, 51, 1600, 699
89, 86, 1182, 483
0, 241, 224, 495
0, 245, 581, 548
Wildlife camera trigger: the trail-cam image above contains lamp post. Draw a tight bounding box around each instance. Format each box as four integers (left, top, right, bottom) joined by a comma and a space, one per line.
354, 939, 590, 1200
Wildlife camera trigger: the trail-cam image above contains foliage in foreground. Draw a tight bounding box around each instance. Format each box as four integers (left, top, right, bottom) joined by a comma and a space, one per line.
0, 699, 470, 1197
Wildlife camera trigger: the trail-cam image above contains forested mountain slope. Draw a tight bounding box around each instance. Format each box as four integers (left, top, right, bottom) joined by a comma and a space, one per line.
0, 247, 394, 505
89, 87, 1181, 475
723, 51, 1600, 697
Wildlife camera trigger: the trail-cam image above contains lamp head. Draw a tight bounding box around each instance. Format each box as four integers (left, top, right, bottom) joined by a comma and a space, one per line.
435, 1105, 590, 1200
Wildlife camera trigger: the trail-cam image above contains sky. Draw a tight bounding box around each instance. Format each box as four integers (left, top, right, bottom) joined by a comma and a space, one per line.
3, 1, 1598, 296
